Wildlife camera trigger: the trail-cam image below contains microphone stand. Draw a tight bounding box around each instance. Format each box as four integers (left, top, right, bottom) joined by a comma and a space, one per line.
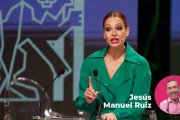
3, 90, 12, 120
35, 69, 65, 119
3, 75, 13, 120
93, 70, 103, 120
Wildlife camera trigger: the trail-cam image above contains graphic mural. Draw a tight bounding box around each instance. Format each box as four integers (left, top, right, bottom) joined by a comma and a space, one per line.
0, 0, 84, 102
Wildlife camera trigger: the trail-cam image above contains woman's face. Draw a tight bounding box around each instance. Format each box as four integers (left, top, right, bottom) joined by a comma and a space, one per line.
103, 16, 129, 48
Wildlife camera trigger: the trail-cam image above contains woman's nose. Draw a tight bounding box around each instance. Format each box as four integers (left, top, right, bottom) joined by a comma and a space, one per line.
111, 29, 117, 36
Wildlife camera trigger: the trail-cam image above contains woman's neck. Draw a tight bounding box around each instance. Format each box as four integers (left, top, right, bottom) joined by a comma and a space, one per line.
107, 45, 126, 60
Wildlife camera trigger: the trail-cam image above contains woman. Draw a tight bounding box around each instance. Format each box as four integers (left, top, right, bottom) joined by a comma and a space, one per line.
75, 11, 151, 120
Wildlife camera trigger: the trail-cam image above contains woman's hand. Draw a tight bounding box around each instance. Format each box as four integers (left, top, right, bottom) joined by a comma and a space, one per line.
101, 113, 117, 120
84, 76, 98, 104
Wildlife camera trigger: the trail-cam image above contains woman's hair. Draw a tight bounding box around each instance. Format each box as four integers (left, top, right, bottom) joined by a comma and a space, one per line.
103, 11, 128, 28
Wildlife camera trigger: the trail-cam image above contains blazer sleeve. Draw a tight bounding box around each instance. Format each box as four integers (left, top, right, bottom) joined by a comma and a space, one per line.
75, 59, 98, 113
113, 60, 152, 120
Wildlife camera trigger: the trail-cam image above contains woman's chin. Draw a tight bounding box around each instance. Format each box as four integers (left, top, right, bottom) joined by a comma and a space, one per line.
109, 43, 122, 48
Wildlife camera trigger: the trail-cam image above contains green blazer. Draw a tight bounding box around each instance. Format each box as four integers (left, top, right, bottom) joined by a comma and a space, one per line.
75, 43, 152, 120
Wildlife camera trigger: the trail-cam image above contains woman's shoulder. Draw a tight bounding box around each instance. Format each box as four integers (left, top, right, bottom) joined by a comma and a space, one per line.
126, 43, 149, 66
82, 48, 106, 67
134, 52, 149, 65
82, 47, 107, 65
86, 47, 107, 59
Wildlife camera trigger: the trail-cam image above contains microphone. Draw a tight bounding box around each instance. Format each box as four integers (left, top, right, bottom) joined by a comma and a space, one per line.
43, 69, 65, 93
93, 70, 102, 119
35, 69, 65, 119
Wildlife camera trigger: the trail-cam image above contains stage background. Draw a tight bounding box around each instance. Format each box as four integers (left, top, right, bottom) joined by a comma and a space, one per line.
0, 0, 138, 119
0, 0, 180, 120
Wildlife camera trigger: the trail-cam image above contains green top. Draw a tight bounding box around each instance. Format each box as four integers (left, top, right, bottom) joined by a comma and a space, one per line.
75, 43, 152, 120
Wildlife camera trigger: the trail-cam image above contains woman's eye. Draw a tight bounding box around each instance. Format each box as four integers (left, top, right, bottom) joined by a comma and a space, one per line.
116, 27, 122, 31
105, 28, 111, 32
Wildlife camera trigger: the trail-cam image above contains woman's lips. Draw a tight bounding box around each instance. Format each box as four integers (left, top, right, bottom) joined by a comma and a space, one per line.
110, 38, 119, 44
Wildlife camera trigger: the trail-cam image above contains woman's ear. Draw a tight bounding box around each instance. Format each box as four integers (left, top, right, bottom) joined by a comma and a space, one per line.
103, 33, 106, 39
125, 27, 130, 37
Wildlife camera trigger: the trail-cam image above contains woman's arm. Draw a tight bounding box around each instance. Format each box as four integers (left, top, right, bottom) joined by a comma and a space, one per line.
75, 59, 98, 113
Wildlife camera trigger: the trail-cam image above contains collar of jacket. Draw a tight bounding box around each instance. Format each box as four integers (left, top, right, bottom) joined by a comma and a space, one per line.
88, 42, 142, 65
167, 97, 180, 103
